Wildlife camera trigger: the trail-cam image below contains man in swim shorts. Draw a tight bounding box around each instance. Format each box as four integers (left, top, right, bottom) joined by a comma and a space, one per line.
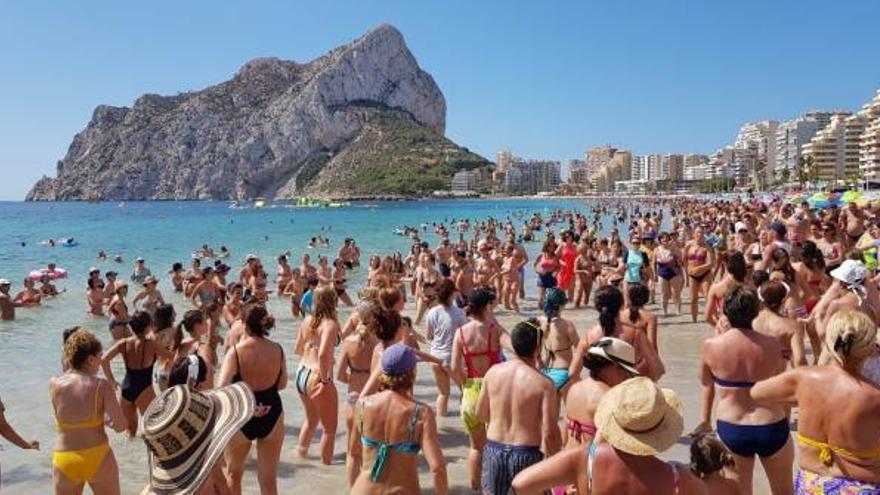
476, 319, 561, 494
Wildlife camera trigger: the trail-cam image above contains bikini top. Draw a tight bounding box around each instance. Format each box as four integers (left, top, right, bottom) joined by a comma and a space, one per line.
540, 257, 558, 271
798, 432, 880, 467
566, 417, 597, 443
588, 442, 680, 494
543, 319, 573, 363
713, 377, 755, 388
232, 343, 283, 396
361, 401, 423, 482
459, 326, 501, 379
54, 380, 104, 432
687, 250, 707, 263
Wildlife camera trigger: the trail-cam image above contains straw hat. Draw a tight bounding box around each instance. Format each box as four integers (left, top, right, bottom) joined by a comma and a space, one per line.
141, 384, 254, 495
594, 377, 683, 456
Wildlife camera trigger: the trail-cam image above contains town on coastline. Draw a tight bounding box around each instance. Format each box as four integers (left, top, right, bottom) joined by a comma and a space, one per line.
444, 87, 880, 198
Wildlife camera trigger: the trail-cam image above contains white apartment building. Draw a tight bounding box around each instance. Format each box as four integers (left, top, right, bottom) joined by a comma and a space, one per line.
735, 120, 778, 182
775, 111, 842, 181
859, 90, 880, 184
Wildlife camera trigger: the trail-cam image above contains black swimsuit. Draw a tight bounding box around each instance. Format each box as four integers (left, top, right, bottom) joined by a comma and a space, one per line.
233, 344, 284, 441
121, 339, 155, 403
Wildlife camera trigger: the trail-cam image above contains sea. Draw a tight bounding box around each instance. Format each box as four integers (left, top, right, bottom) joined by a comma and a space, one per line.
0, 197, 611, 492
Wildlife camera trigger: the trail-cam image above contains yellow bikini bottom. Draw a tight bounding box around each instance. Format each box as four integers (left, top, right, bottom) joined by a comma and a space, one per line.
53, 443, 110, 484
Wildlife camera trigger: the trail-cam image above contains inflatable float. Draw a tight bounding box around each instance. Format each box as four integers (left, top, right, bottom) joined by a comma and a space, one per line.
29, 268, 67, 281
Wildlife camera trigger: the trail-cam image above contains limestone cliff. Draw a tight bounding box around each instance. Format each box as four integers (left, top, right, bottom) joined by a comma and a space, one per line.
26, 24, 485, 201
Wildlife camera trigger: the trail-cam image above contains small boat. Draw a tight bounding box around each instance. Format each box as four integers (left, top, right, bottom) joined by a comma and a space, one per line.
254, 198, 267, 209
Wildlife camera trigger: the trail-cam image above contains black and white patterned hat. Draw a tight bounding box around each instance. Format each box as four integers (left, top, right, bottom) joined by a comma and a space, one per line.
141, 384, 254, 495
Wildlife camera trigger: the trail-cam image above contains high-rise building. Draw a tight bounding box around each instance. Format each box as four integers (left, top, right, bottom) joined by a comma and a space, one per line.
645, 154, 662, 180
803, 113, 869, 183
775, 111, 843, 181
735, 120, 778, 182
593, 151, 632, 192
661, 154, 684, 182
502, 158, 561, 194
585, 146, 617, 179
496, 150, 513, 173
567, 159, 589, 187
450, 170, 483, 192
861, 90, 880, 184
630, 155, 644, 180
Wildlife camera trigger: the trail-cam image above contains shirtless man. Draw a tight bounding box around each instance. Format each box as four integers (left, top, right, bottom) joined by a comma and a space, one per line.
238, 254, 258, 284
436, 238, 453, 278
840, 202, 866, 249
476, 319, 561, 494
0, 279, 18, 321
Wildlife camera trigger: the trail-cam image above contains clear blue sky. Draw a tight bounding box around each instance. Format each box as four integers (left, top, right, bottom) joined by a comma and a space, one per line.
1, 1, 878, 199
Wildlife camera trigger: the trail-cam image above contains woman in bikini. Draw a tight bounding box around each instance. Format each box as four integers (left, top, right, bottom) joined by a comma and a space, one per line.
539, 288, 578, 393
332, 258, 354, 307
100, 311, 171, 437
450, 288, 503, 491
171, 309, 217, 388
223, 282, 244, 326
768, 247, 810, 323
130, 276, 164, 318
699, 287, 793, 495
51, 329, 127, 495
685, 227, 715, 323
499, 244, 522, 313
169, 262, 184, 293
655, 232, 683, 316
294, 286, 340, 465
751, 310, 880, 494
86, 278, 104, 316
107, 282, 131, 341
338, 297, 380, 488
573, 239, 594, 308
275, 254, 292, 295
533, 240, 560, 309
219, 305, 287, 494
350, 343, 447, 494
414, 254, 441, 326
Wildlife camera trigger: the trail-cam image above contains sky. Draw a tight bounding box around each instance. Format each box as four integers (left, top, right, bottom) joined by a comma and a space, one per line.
1, 1, 879, 199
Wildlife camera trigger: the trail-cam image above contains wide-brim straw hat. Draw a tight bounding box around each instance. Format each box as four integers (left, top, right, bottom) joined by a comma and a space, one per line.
141, 383, 254, 495
595, 377, 683, 456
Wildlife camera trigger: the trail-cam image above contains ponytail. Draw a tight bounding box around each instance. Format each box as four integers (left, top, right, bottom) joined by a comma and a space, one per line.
172, 322, 184, 352
595, 285, 624, 337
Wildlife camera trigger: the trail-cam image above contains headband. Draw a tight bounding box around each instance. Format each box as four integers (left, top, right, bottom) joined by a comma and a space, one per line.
522, 320, 543, 335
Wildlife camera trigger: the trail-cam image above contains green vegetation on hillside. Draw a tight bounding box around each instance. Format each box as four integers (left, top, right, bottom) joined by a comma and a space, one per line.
320, 107, 491, 196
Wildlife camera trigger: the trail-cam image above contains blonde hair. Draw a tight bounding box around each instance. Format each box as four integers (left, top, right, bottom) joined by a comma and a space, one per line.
377, 370, 415, 392
309, 286, 338, 334
64, 329, 103, 371
820, 310, 878, 368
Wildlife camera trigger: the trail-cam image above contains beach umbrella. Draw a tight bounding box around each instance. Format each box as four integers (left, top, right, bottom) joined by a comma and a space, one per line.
841, 190, 862, 204
807, 192, 832, 209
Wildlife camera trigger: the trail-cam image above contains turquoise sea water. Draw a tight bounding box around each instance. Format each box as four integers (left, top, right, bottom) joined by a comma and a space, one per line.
0, 198, 603, 492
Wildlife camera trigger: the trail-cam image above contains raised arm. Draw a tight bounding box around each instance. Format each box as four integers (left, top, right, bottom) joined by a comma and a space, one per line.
100, 379, 128, 433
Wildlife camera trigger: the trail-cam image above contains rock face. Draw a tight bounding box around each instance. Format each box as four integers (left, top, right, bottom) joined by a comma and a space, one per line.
26, 24, 477, 201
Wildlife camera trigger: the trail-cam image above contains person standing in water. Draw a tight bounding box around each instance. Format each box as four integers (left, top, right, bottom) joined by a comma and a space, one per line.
100, 311, 172, 437
476, 319, 562, 494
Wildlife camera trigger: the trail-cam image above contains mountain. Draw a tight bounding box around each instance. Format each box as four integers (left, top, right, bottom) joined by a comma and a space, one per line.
26, 24, 490, 201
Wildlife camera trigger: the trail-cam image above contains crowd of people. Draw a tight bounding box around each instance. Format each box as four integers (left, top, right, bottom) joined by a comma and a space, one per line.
1, 194, 880, 494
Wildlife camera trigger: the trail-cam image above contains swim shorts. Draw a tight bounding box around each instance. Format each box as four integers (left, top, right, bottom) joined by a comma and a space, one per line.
481, 439, 543, 495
